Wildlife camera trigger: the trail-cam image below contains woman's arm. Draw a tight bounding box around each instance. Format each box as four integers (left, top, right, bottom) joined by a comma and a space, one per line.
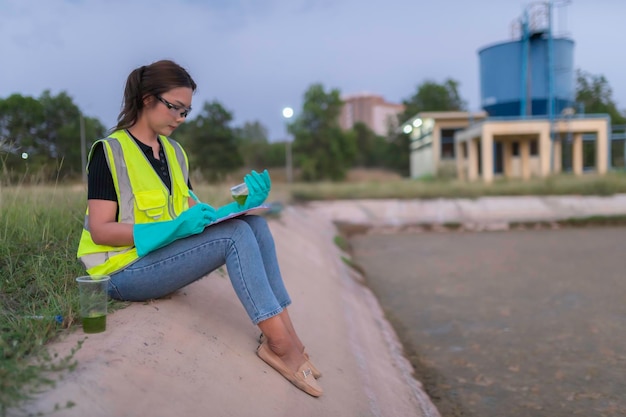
89, 196, 199, 246
86, 142, 134, 246
88, 199, 135, 246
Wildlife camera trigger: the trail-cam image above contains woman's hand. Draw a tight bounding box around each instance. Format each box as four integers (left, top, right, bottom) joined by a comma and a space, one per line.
174, 203, 218, 234
242, 169, 271, 209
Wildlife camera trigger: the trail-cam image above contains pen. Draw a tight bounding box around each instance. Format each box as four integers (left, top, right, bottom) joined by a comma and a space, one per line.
189, 190, 201, 204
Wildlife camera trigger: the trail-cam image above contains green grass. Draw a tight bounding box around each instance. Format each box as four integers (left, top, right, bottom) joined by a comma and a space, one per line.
0, 185, 88, 415
509, 214, 626, 228
333, 235, 350, 252
289, 172, 626, 201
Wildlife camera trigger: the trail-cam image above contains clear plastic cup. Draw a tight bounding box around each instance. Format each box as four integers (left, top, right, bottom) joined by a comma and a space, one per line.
76, 275, 110, 334
230, 182, 248, 205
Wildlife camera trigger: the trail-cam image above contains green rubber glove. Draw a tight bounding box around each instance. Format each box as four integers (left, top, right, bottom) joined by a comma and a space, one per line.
215, 202, 243, 219
213, 170, 271, 219
242, 169, 271, 209
134, 203, 217, 257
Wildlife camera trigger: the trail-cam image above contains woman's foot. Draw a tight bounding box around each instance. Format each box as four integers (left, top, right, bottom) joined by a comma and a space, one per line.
303, 352, 322, 379
259, 333, 322, 378
257, 341, 323, 397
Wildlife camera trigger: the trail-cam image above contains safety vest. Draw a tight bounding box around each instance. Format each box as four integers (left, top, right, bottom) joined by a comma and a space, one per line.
76, 129, 191, 276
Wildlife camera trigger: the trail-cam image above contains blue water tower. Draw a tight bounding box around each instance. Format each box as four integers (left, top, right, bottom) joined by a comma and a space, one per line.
478, 5, 575, 118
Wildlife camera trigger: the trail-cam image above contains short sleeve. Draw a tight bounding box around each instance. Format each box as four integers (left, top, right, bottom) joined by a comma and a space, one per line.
87, 142, 118, 201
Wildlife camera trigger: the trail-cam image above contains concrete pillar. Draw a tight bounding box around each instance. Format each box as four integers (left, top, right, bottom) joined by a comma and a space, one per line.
409, 147, 415, 178
455, 140, 465, 180
572, 133, 583, 176
432, 126, 441, 173
468, 138, 478, 181
481, 130, 494, 183
596, 124, 609, 174
503, 141, 513, 178
539, 127, 551, 177
553, 136, 562, 174
520, 139, 531, 180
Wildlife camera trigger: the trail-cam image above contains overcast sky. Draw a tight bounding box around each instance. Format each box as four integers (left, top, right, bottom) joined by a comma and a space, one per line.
1, 0, 624, 140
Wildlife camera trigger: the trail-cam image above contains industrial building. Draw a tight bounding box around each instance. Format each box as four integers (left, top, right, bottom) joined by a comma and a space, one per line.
401, 2, 613, 182
339, 93, 405, 137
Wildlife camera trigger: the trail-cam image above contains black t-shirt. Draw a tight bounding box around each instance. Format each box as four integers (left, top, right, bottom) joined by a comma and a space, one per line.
87, 132, 192, 201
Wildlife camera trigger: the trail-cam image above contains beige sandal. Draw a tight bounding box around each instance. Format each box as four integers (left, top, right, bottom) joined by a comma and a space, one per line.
258, 333, 322, 379
256, 341, 323, 397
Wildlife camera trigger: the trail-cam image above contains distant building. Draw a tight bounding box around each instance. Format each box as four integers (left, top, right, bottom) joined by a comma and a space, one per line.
455, 115, 609, 182
403, 111, 488, 179
400, 3, 613, 182
339, 93, 404, 137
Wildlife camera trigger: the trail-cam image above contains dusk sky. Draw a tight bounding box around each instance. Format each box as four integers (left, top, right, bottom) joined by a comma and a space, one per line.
2, 0, 624, 141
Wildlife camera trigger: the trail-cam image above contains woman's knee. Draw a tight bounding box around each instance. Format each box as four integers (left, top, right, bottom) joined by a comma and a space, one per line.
227, 218, 257, 244
221, 217, 273, 251
241, 215, 271, 235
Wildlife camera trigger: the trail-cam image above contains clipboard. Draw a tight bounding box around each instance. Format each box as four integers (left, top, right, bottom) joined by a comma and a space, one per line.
209, 204, 270, 226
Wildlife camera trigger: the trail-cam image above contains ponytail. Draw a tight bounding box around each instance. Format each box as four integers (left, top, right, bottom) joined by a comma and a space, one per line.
113, 60, 196, 132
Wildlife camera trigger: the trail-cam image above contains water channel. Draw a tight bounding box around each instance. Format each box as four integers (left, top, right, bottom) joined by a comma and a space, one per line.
350, 226, 626, 417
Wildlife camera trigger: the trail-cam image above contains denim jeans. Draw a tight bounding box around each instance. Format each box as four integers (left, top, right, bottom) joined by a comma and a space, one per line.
108, 215, 291, 324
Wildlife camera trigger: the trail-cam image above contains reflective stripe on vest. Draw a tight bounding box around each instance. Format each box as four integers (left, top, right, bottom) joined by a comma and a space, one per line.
76, 130, 191, 276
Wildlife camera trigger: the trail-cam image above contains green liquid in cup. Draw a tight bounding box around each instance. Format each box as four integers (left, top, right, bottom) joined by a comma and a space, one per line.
232, 194, 248, 205
82, 314, 106, 333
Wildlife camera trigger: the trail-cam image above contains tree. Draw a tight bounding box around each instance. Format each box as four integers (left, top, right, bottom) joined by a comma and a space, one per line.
178, 101, 243, 181
236, 120, 268, 144
0, 91, 104, 181
234, 121, 271, 170
576, 69, 626, 124
575, 69, 626, 168
0, 94, 45, 174
39, 91, 105, 177
289, 83, 356, 181
263, 141, 288, 168
400, 78, 466, 124
350, 122, 388, 168
383, 133, 412, 177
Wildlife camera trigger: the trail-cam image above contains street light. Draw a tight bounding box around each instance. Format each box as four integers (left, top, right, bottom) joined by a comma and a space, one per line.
282, 107, 294, 119
282, 107, 294, 183
80, 113, 86, 183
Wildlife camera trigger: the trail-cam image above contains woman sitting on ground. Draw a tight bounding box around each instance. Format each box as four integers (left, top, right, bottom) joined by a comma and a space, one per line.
76, 59, 323, 397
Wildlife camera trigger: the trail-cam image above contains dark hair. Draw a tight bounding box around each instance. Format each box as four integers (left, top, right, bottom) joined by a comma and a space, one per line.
114, 59, 197, 131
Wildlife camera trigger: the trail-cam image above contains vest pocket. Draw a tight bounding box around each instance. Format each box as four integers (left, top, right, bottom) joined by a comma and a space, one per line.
135, 190, 167, 220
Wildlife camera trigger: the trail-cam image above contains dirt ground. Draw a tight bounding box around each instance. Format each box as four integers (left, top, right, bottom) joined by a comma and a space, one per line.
350, 226, 626, 417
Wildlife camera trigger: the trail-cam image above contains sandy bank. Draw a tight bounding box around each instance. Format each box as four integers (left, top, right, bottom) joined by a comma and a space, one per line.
24, 205, 438, 417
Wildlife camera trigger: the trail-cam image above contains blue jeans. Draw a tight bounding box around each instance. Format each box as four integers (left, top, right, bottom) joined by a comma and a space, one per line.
108, 215, 291, 325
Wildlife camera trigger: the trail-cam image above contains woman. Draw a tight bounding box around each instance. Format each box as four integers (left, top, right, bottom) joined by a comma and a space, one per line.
76, 59, 322, 397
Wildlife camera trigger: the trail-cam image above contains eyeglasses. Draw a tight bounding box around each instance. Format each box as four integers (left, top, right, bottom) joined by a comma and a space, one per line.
156, 95, 192, 118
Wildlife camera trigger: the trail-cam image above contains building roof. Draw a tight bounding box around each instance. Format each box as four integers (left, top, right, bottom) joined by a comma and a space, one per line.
416, 111, 488, 120
398, 111, 488, 133
396, 111, 488, 133
341, 91, 383, 100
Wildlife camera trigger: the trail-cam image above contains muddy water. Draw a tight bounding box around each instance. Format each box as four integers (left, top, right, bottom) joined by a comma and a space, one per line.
350, 227, 626, 417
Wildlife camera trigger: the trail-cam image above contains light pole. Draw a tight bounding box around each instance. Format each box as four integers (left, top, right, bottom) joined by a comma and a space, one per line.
282, 107, 294, 183
80, 113, 87, 183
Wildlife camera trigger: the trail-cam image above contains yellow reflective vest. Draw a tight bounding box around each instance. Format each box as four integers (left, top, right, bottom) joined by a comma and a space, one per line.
76, 129, 191, 276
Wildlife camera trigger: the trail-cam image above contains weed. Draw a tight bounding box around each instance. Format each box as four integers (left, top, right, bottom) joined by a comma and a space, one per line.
333, 235, 350, 252
290, 172, 626, 201
0, 186, 86, 414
